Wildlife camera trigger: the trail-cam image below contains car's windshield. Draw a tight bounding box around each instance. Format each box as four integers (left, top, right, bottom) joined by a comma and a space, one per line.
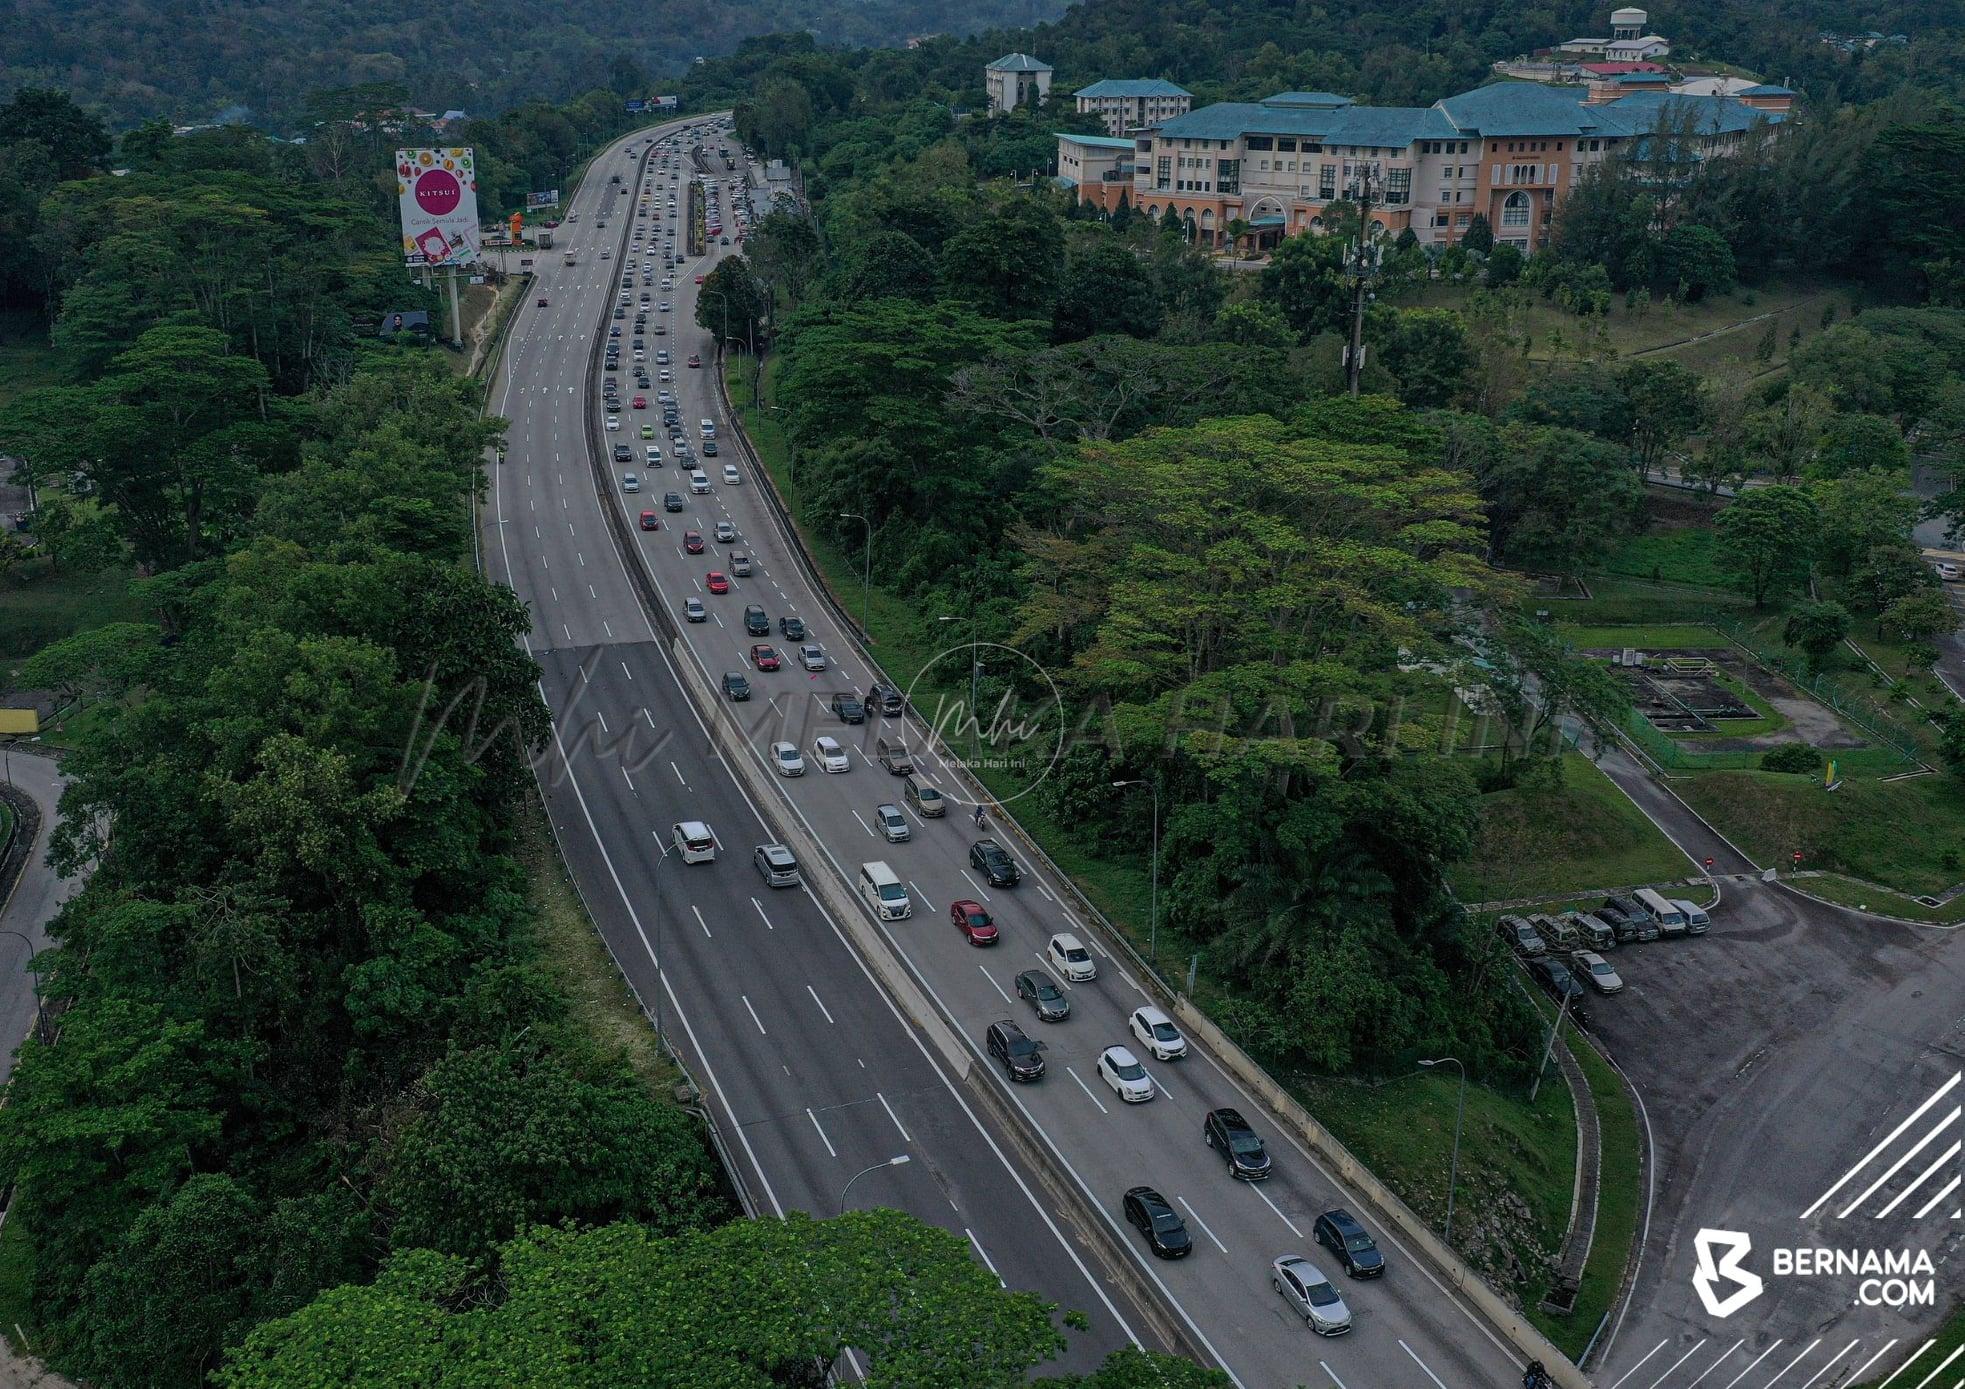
1114, 1058, 1144, 1080
878, 884, 907, 902
1228, 1132, 1263, 1155
1036, 980, 1061, 1000
1345, 1235, 1375, 1252
1151, 1022, 1179, 1041
1308, 1280, 1340, 1306
1066, 947, 1089, 962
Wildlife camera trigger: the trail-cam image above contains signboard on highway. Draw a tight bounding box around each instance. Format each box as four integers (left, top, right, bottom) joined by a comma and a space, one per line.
525, 189, 560, 209
396, 147, 480, 267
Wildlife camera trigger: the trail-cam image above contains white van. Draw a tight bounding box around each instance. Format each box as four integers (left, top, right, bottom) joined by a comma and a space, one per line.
671, 820, 717, 864
1672, 899, 1712, 935
859, 860, 911, 920
699, 417, 716, 439
689, 469, 710, 494
1633, 887, 1687, 937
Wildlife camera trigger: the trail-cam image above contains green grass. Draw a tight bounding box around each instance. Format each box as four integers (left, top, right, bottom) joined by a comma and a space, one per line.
1540, 575, 1755, 627
1786, 870, 1965, 923
1672, 668, 1788, 740
1554, 622, 1730, 652
0, 561, 147, 684
0, 1209, 36, 1356
0, 310, 69, 411
1595, 527, 1730, 590
1677, 769, 1965, 896
1541, 1031, 1643, 1359
1855, 1305, 1965, 1387
1452, 752, 1693, 902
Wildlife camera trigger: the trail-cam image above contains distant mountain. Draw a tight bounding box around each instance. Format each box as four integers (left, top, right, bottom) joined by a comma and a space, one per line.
0, 0, 1072, 126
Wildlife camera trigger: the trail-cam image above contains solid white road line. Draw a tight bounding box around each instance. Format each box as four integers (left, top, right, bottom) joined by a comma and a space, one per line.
1682, 1340, 1744, 1389
692, 905, 711, 939
1645, 1341, 1707, 1389
965, 1228, 1004, 1284
1610, 1342, 1673, 1389
1398, 1339, 1451, 1389
1177, 1196, 1228, 1255
876, 1090, 911, 1143
1066, 1066, 1108, 1114
806, 1107, 836, 1158
752, 897, 775, 930
1795, 1342, 1862, 1389
807, 984, 835, 1025
1717, 1340, 1784, 1389
1251, 1182, 1302, 1237
980, 968, 1013, 1005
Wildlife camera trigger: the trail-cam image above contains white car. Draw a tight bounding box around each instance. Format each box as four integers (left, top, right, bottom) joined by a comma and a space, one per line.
1129, 1005, 1188, 1061
1048, 932, 1095, 982
714, 520, 736, 542
644, 446, 662, 464
721, 464, 741, 485
1272, 1255, 1352, 1335
1096, 1045, 1155, 1103
770, 741, 805, 777
798, 643, 826, 672
1573, 950, 1624, 994
604, 415, 620, 431
813, 736, 850, 773
671, 819, 716, 863
621, 473, 639, 493
874, 803, 910, 843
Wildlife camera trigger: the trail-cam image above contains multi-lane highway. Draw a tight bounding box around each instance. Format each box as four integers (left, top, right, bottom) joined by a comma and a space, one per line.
482, 114, 1533, 1389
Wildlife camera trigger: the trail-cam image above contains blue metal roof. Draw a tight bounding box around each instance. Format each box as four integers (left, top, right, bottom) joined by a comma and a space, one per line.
1739, 83, 1795, 96
1056, 131, 1140, 149
987, 52, 1051, 71
1075, 79, 1191, 98
1262, 92, 1355, 109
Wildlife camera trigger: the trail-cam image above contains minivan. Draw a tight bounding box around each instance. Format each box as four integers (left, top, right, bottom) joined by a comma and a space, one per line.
689, 469, 710, 494
1633, 887, 1688, 937
987, 1020, 1046, 1082
1672, 899, 1711, 935
859, 861, 911, 920
1603, 894, 1660, 942
904, 776, 944, 817
671, 820, 716, 864
876, 737, 913, 775
699, 418, 716, 438
753, 843, 799, 887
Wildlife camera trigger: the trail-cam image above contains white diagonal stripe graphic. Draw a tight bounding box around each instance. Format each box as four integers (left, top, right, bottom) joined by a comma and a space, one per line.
1911, 1174, 1959, 1220
1911, 1345, 1965, 1389
1763, 1339, 1823, 1388
1837, 1112, 1958, 1217
1874, 1140, 1960, 1219
1802, 1072, 1960, 1218
1797, 1341, 1862, 1389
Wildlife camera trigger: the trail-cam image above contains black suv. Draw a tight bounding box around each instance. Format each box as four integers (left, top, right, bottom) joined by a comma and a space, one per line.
1123, 1187, 1192, 1259
829, 693, 865, 724
865, 682, 905, 716
1015, 969, 1069, 1022
1313, 1209, 1386, 1278
1204, 1108, 1273, 1180
743, 605, 769, 637
778, 615, 805, 641
721, 672, 751, 701
611, 444, 632, 463
663, 491, 685, 512
1529, 957, 1590, 1014
969, 838, 1020, 888
985, 1019, 1045, 1082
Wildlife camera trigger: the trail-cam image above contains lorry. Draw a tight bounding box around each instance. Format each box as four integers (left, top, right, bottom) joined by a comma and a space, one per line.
536, 228, 554, 249
562, 250, 577, 267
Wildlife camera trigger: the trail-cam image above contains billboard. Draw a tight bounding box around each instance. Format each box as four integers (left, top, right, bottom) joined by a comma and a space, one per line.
626, 95, 679, 113
525, 189, 559, 209
396, 147, 480, 267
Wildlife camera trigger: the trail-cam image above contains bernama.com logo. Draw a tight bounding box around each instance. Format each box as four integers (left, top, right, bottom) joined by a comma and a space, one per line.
1691, 1230, 1939, 1320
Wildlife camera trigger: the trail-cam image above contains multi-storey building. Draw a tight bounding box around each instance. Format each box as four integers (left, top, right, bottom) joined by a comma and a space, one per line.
1060, 81, 1790, 252
985, 54, 1053, 114
1073, 79, 1194, 137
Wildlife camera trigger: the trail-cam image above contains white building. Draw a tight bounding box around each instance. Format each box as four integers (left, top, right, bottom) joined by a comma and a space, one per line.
1073, 79, 1194, 137
985, 54, 1053, 114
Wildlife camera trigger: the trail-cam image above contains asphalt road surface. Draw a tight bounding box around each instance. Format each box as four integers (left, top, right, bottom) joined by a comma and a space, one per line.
481, 116, 1530, 1389
0, 750, 73, 1085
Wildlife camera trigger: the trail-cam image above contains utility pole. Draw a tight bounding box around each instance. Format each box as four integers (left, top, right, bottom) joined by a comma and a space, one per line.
1343, 162, 1379, 397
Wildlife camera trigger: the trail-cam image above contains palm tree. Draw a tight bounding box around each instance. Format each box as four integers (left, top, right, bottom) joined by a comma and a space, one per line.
1224, 217, 1251, 255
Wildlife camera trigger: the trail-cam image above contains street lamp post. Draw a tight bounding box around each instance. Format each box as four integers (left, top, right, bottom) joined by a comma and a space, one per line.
938, 615, 983, 760
0, 929, 48, 1045
839, 512, 872, 636
1418, 1056, 1466, 1246
1110, 779, 1161, 965
838, 1154, 911, 1213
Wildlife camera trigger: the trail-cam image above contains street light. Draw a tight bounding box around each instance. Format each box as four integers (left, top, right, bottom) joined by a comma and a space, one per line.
938, 615, 983, 761
839, 512, 872, 636
1110, 779, 1161, 965
0, 929, 48, 1045
1418, 1057, 1466, 1246
839, 1154, 911, 1213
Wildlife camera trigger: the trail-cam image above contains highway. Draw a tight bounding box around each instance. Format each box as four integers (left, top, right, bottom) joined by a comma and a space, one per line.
482, 114, 1533, 1389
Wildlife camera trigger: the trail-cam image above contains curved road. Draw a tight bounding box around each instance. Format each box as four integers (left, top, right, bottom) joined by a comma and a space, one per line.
0, 750, 71, 1086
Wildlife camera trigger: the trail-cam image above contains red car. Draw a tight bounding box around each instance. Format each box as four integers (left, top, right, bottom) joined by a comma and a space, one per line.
694, 274, 705, 285
632, 395, 647, 409
683, 529, 705, 554
750, 643, 781, 672
705, 570, 730, 594
951, 900, 999, 946
687, 354, 702, 368
638, 511, 659, 531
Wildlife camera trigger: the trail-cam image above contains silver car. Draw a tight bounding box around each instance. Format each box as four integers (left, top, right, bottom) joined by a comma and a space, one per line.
799, 643, 827, 672
875, 803, 910, 843
1573, 950, 1624, 994
1272, 1255, 1352, 1335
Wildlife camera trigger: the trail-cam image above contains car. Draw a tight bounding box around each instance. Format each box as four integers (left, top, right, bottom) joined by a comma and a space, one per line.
695, 274, 705, 284
751, 644, 781, 672
683, 596, 707, 622
683, 530, 705, 554
1671, 899, 1711, 935
969, 838, 1020, 887
645, 446, 663, 465
663, 491, 685, 512
720, 235, 730, 245
610, 443, 631, 463
638, 510, 659, 531
639, 424, 655, 439
798, 643, 826, 672
1195, 1107, 1275, 1181
874, 803, 910, 843
754, 842, 800, 888
721, 671, 751, 701
1529, 956, 1589, 1012
705, 570, 730, 594
830, 693, 865, 724
702, 439, 719, 456
730, 553, 753, 576
1123, 1187, 1192, 1259
632, 395, 647, 409
1129, 1005, 1188, 1061
671, 819, 716, 863
1498, 916, 1547, 957
605, 415, 620, 431
770, 740, 804, 776
536, 295, 549, 307
763, 614, 803, 642
1603, 893, 1660, 942
688, 353, 702, 368
1006, 968, 1067, 1023
1272, 1255, 1352, 1335
903, 776, 945, 818
608, 326, 621, 338
600, 248, 611, 259
659, 301, 671, 312
714, 520, 736, 543
621, 472, 640, 493
721, 463, 740, 485
1573, 950, 1624, 994
1047, 932, 1094, 981
951, 899, 998, 945
1313, 1209, 1386, 1278
1097, 1045, 1155, 1103
865, 682, 905, 716
986, 1019, 1046, 1082
742, 604, 769, 636
813, 735, 849, 773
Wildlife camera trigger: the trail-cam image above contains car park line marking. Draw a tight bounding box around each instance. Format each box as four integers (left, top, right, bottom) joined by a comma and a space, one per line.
1399, 1340, 1451, 1389
1318, 1362, 1350, 1389
1761, 1341, 1824, 1389
1848, 1341, 1907, 1388
1803, 1072, 1959, 1218
806, 1107, 837, 1157
740, 994, 766, 1035
1065, 1066, 1107, 1114
1795, 1343, 1861, 1389
807, 985, 836, 1026
1645, 1340, 1708, 1389
1716, 1340, 1784, 1389
1875, 1141, 1960, 1218
1682, 1340, 1744, 1389
1910, 1172, 1959, 1218
909, 882, 935, 914
960, 871, 991, 901
876, 1090, 911, 1142
1250, 1183, 1301, 1237
1176, 1197, 1228, 1255
980, 968, 1013, 1005
850, 809, 875, 837
964, 1228, 1004, 1284
1609, 1342, 1672, 1389
691, 905, 711, 938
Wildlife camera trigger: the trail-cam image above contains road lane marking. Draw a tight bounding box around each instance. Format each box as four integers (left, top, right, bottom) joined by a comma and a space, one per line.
752, 897, 775, 930
964, 1228, 1003, 1283
960, 870, 991, 901
1065, 1066, 1107, 1114
850, 809, 874, 837
692, 904, 711, 938
981, 968, 1013, 1005
1319, 1363, 1350, 1389
807, 984, 835, 1025
1251, 1182, 1301, 1237
1038, 952, 1073, 988
876, 1090, 911, 1143
740, 994, 766, 1035
671, 761, 688, 787
908, 881, 935, 914
1398, 1340, 1450, 1389
1176, 1196, 1227, 1254
806, 1107, 836, 1157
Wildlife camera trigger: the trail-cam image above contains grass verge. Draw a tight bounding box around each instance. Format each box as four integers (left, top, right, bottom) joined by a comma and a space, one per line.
1786, 872, 1965, 924
1596, 527, 1731, 590
1545, 1033, 1643, 1361
1453, 752, 1695, 903
1555, 622, 1730, 652
0, 1207, 35, 1356
1537, 576, 1753, 627
1854, 1304, 1965, 1387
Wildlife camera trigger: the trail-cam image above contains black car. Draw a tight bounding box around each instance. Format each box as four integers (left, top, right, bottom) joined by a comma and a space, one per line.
702, 439, 719, 456
1529, 957, 1590, 1011
1123, 1187, 1193, 1259
721, 672, 751, 701
743, 604, 769, 637
1204, 1108, 1273, 1180
1014, 969, 1070, 1022
611, 444, 632, 463
985, 1019, 1045, 1082
612, 306, 625, 319
1313, 1209, 1386, 1278
778, 615, 806, 641
969, 838, 1020, 888
663, 491, 685, 512
608, 325, 621, 337
829, 693, 865, 724
864, 682, 906, 716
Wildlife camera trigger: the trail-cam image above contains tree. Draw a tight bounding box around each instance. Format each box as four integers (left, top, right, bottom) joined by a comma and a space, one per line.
0, 87, 110, 178
1810, 413, 1911, 479
1461, 213, 1493, 254
1747, 385, 1833, 482
743, 210, 820, 306
1211, 301, 1295, 353
1483, 241, 1523, 287
1381, 308, 1472, 408
693, 255, 769, 351
939, 199, 1066, 320
1716, 485, 1820, 607
1620, 359, 1705, 476
1655, 223, 1736, 300
1257, 232, 1348, 339
1882, 589, 1954, 664
835, 228, 938, 302
1811, 467, 1919, 579
1472, 424, 1642, 573
1783, 599, 1851, 673
1052, 236, 1163, 343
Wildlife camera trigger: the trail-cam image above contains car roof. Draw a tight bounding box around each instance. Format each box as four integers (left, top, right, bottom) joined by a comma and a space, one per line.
1103, 1044, 1140, 1065
1320, 1208, 1363, 1230
1052, 932, 1083, 949
1210, 1106, 1251, 1129
1125, 1184, 1169, 1206
1135, 1004, 1172, 1025
953, 898, 985, 912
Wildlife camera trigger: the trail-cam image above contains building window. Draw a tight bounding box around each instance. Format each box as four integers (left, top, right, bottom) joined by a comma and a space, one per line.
1433, 211, 1449, 226
1319, 163, 1336, 199
1384, 167, 1411, 205
1502, 191, 1531, 227
1217, 160, 1240, 195
1278, 137, 1296, 152
1156, 157, 1170, 190
1246, 135, 1273, 151
1455, 211, 1471, 225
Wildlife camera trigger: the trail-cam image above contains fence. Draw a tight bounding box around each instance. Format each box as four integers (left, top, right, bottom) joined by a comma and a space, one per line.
1713, 618, 1931, 768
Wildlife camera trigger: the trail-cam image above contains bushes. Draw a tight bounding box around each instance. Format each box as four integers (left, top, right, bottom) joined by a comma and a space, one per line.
1762, 743, 1824, 774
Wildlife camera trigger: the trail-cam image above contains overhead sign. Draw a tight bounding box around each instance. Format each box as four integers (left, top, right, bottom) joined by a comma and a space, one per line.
396, 147, 480, 267
525, 189, 559, 209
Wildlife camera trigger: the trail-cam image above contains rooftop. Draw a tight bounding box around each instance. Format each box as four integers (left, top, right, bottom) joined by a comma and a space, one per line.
987, 52, 1051, 72
1740, 83, 1796, 96
1056, 131, 1140, 148
1075, 78, 1192, 98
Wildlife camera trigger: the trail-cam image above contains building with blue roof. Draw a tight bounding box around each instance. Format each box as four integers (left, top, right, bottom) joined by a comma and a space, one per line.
985, 54, 1052, 114
1061, 76, 1787, 253
1073, 78, 1195, 136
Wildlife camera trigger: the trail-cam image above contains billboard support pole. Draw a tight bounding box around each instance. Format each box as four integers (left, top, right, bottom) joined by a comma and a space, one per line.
447, 265, 463, 346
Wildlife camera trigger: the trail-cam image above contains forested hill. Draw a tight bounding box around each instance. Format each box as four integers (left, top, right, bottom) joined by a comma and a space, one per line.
0, 0, 1067, 127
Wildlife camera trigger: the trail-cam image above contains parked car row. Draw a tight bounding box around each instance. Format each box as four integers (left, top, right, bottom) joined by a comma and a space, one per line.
1502, 888, 1714, 1017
